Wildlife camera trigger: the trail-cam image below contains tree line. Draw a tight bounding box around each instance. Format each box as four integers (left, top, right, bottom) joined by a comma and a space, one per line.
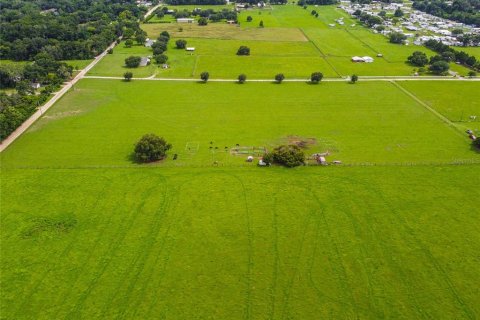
0, 0, 145, 61
0, 54, 74, 140
164, 0, 226, 5
424, 39, 479, 71
412, 0, 480, 26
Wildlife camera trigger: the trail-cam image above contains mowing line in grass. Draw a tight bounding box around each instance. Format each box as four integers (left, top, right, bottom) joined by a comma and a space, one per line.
391, 81, 464, 137
374, 183, 476, 320
299, 28, 342, 77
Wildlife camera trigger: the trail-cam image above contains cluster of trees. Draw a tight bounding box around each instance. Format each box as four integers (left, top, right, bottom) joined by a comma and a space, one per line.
353, 10, 384, 28
263, 145, 305, 167
164, 0, 226, 5
456, 33, 480, 47
412, 0, 480, 26
153, 31, 171, 64
407, 51, 451, 74
351, 0, 403, 3
298, 0, 338, 5
125, 56, 142, 68
389, 32, 408, 44
0, 0, 145, 61
0, 54, 73, 139
424, 39, 479, 71
192, 8, 237, 22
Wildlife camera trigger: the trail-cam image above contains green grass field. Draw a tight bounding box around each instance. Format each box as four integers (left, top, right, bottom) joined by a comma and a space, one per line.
1, 80, 477, 168
1, 79, 479, 319
2, 3, 480, 318
87, 43, 156, 78
136, 5, 473, 78
400, 81, 480, 123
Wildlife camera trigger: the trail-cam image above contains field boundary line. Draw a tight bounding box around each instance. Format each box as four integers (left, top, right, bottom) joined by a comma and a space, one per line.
83, 75, 480, 82
344, 29, 382, 60
299, 28, 343, 77
391, 81, 465, 136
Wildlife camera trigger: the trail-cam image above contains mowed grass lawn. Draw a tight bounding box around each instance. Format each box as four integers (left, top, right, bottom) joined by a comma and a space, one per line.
87, 42, 156, 78
157, 38, 337, 78
1, 79, 479, 319
1, 80, 476, 169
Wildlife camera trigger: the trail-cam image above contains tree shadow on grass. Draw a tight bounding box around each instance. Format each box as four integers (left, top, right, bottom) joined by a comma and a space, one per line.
470, 144, 480, 154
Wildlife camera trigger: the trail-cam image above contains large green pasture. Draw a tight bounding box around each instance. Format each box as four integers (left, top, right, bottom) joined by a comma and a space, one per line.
1, 80, 476, 168
400, 81, 480, 123
1, 165, 479, 319
1, 79, 479, 319
138, 5, 473, 78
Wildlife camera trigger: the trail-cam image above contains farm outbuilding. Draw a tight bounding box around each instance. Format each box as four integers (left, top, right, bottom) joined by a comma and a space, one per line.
177, 18, 194, 23
139, 57, 150, 67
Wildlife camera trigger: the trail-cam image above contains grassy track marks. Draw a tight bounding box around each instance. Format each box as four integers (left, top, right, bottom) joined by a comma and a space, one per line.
227, 173, 254, 320
66, 176, 163, 318
100, 175, 169, 319
280, 211, 312, 319
268, 196, 280, 320
364, 178, 475, 319
13, 174, 116, 318
308, 188, 357, 318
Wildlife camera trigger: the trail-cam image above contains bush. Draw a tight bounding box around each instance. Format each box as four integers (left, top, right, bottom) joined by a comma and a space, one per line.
157, 35, 170, 43
259, 20, 264, 27
310, 72, 323, 83
107, 49, 113, 54
237, 46, 250, 56
429, 61, 450, 75
468, 71, 477, 78
275, 73, 285, 83
125, 39, 133, 48
152, 41, 167, 52
350, 74, 358, 83
200, 71, 210, 82
125, 56, 141, 68
238, 74, 247, 83
198, 17, 208, 25
389, 32, 407, 44
263, 145, 305, 167
247, 16, 252, 22
473, 138, 480, 149
154, 54, 168, 64
124, 72, 133, 81
407, 51, 428, 67
176, 39, 187, 49
134, 134, 172, 163
160, 31, 170, 40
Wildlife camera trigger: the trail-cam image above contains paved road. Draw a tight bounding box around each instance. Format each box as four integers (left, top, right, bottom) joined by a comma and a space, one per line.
0, 4, 161, 153
0, 40, 118, 152
83, 75, 480, 82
